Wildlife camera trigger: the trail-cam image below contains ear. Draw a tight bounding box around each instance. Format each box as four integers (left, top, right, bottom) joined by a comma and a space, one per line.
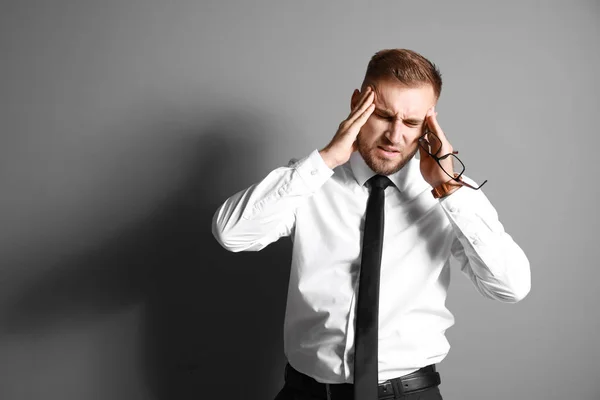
350, 88, 361, 110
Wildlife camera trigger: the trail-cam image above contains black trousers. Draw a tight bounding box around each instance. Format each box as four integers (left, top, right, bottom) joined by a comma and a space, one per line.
273, 385, 443, 400
273, 366, 443, 400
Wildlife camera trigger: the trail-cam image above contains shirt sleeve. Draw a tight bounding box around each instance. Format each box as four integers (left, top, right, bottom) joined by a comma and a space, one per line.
212, 149, 334, 252
440, 179, 531, 303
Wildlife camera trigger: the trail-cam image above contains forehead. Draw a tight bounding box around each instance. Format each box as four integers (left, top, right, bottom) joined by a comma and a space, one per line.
371, 79, 435, 115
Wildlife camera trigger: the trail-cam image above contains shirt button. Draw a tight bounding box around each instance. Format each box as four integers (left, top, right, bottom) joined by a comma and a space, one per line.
311, 170, 318, 175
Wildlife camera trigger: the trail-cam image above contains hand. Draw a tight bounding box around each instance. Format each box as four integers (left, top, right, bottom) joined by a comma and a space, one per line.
319, 86, 375, 169
418, 107, 456, 188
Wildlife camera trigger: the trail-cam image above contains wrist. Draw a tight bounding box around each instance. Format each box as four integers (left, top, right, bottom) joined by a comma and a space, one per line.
318, 148, 340, 170
431, 174, 463, 199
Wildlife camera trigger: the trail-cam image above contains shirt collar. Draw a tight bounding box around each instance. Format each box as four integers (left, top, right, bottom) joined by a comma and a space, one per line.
349, 151, 417, 192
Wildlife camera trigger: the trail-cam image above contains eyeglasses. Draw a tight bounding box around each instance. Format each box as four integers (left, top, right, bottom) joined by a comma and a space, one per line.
418, 130, 488, 190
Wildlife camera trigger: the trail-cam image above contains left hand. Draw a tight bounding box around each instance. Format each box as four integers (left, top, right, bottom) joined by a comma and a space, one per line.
418, 107, 456, 188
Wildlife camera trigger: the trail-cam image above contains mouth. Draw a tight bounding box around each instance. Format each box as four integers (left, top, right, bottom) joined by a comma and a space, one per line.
377, 146, 401, 158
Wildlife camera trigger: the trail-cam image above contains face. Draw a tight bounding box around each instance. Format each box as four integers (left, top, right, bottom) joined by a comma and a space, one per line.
351, 79, 437, 175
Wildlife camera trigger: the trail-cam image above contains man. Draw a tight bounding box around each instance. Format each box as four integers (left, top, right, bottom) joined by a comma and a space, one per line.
212, 49, 530, 400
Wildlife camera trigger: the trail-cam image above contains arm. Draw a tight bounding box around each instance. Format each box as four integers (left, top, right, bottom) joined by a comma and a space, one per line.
213, 85, 376, 252
419, 107, 531, 303
419, 109, 530, 302
212, 150, 332, 252
441, 182, 531, 303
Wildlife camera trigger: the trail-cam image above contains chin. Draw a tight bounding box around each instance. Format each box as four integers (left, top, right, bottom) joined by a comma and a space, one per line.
361, 149, 413, 176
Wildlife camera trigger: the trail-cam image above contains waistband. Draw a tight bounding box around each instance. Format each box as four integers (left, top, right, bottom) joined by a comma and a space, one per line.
284, 363, 441, 399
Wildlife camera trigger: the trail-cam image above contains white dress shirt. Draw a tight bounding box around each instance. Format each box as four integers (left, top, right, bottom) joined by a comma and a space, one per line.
212, 149, 530, 384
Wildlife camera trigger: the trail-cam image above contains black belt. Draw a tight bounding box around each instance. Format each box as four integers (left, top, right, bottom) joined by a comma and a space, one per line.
284, 363, 441, 399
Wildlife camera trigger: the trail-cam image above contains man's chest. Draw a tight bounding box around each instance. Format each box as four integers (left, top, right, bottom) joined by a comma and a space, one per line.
292, 181, 455, 270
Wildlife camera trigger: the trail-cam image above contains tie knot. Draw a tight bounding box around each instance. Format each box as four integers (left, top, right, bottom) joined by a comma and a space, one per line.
367, 175, 392, 191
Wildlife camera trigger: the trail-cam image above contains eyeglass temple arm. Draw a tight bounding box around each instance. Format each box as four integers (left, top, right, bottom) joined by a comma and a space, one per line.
457, 178, 487, 190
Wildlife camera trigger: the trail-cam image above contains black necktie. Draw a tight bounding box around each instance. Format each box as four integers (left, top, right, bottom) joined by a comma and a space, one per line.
354, 174, 392, 400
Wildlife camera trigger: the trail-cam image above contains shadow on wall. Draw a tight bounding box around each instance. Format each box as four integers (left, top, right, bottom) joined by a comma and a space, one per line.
0, 108, 293, 400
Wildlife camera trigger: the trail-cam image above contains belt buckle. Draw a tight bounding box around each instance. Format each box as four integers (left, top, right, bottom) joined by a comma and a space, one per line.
379, 381, 395, 399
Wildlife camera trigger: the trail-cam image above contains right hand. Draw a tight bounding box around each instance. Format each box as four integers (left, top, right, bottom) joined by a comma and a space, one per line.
319, 86, 375, 169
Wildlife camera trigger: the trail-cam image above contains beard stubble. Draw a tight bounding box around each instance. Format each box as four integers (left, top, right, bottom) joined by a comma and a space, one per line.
356, 134, 418, 176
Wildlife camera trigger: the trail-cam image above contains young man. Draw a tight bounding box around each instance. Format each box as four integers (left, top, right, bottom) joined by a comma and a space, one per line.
212, 49, 530, 400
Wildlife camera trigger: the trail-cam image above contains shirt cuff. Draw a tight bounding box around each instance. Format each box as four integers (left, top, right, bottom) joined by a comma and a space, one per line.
438, 177, 501, 236
292, 149, 334, 192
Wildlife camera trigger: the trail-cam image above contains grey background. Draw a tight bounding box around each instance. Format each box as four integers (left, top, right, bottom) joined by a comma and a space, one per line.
0, 1, 598, 399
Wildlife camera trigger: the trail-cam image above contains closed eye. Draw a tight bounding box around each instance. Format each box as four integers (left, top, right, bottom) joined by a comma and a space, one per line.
374, 111, 422, 127
404, 120, 423, 128
375, 113, 395, 122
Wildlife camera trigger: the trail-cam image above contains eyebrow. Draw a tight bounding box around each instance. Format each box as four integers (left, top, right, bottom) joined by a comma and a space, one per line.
374, 107, 424, 124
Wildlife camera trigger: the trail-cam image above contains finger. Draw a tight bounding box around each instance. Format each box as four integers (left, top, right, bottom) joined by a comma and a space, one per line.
349, 86, 374, 117
347, 91, 374, 125
429, 111, 454, 153
350, 103, 375, 133
357, 86, 373, 104
427, 110, 447, 141
417, 135, 432, 161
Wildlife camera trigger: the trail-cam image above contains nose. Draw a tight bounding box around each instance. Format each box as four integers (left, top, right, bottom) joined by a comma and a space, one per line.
385, 120, 405, 144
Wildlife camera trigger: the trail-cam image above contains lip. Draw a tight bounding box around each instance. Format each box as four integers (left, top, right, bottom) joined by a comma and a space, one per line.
377, 146, 401, 158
